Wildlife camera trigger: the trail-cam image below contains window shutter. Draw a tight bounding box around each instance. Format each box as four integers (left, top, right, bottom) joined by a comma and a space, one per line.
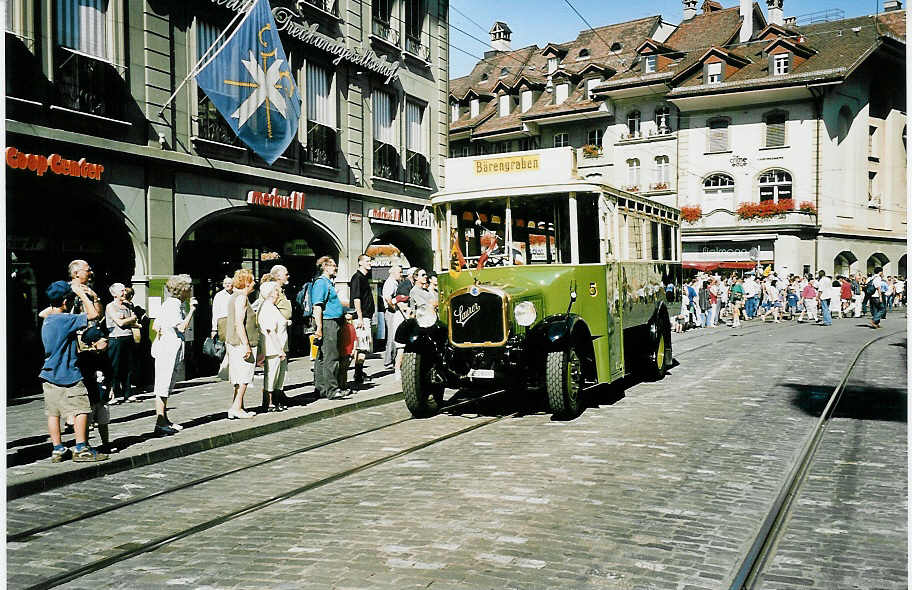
499, 94, 510, 117
709, 120, 728, 152
407, 100, 425, 155
307, 63, 335, 128
470, 98, 479, 118
521, 90, 532, 112
58, 0, 107, 58
766, 116, 785, 147
555, 83, 569, 104
372, 89, 395, 145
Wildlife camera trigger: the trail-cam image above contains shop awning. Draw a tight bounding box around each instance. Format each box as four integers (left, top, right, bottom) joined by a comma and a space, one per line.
682, 261, 720, 271
683, 261, 770, 271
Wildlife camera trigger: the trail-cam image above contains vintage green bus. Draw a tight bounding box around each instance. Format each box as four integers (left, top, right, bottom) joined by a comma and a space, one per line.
396, 147, 682, 418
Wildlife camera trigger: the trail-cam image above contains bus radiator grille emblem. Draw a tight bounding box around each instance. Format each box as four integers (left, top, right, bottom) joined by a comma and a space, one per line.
454, 303, 481, 327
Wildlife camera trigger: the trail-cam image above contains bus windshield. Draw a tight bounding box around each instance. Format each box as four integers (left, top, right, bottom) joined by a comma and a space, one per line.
443, 195, 572, 270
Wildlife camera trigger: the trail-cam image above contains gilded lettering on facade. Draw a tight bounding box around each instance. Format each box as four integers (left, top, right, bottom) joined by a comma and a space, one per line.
473, 155, 540, 175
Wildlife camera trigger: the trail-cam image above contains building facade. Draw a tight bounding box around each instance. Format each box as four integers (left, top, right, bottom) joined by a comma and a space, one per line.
447, 0, 906, 278
6, 0, 448, 389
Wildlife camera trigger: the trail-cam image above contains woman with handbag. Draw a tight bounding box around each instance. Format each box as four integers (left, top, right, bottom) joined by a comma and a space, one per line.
105, 283, 138, 405
151, 274, 197, 436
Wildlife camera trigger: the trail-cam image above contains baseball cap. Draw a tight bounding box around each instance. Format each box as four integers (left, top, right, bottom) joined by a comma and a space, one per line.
46, 281, 73, 306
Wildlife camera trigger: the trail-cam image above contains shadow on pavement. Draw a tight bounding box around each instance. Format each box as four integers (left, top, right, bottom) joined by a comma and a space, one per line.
786, 383, 907, 422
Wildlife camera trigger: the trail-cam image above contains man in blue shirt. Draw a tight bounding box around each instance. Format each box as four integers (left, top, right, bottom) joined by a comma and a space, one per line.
311, 256, 348, 399
40, 281, 109, 463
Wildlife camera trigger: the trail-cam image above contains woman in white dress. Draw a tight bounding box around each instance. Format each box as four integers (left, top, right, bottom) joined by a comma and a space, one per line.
151, 274, 196, 436
257, 281, 288, 412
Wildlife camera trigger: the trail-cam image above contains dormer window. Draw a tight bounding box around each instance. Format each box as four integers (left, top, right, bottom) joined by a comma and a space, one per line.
498, 94, 512, 117
500, 67, 509, 78
773, 53, 789, 75
586, 78, 601, 100
521, 90, 533, 112
470, 98, 479, 118
451, 102, 459, 122
578, 48, 590, 59
707, 62, 722, 84
644, 55, 657, 73
610, 42, 622, 51
555, 83, 569, 104
547, 57, 559, 74
481, 73, 489, 82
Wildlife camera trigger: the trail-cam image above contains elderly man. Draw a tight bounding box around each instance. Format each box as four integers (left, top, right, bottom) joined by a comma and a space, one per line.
381, 264, 402, 369
67, 259, 111, 451
210, 276, 234, 341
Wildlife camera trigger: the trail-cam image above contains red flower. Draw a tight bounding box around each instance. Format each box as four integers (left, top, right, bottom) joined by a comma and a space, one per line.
680, 205, 702, 223
798, 201, 817, 214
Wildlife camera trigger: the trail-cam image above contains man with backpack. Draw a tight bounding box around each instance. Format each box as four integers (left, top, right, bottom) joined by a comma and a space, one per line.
311, 256, 349, 399
868, 267, 887, 328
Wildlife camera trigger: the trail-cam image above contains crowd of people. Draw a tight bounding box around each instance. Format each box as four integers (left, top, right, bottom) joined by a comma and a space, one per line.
672, 266, 903, 332
37, 256, 440, 463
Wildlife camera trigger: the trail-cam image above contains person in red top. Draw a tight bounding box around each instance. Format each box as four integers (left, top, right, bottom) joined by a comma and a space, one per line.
839, 276, 852, 319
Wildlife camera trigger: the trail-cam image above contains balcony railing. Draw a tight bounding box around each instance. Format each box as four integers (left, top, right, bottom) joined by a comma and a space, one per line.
406, 150, 429, 186
54, 47, 122, 119
303, 121, 337, 168
405, 35, 430, 61
195, 95, 244, 147
374, 140, 400, 181
296, 0, 340, 17
371, 18, 400, 47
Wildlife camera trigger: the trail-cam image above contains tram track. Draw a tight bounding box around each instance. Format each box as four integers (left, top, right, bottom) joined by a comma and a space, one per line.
14, 391, 517, 590
727, 327, 905, 590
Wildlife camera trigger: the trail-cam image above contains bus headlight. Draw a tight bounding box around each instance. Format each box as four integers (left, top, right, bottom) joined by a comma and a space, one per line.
416, 305, 437, 328
514, 301, 537, 327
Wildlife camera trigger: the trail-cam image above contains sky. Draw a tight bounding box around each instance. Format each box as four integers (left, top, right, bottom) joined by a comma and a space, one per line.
447, 0, 892, 77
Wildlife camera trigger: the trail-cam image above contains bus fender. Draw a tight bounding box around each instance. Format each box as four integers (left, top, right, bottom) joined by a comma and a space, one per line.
395, 318, 447, 355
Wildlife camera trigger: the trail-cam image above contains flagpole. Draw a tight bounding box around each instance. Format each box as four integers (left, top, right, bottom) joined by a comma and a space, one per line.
156, 0, 257, 118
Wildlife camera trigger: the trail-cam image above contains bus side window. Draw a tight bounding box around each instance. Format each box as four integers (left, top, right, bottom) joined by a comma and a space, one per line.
577, 194, 600, 264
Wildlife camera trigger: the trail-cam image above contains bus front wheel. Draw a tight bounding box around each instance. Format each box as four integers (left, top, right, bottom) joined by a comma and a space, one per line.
546, 349, 583, 418
402, 352, 444, 417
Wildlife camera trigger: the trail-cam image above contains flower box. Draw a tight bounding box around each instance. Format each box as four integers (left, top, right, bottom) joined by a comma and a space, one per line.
680, 205, 702, 223
581, 144, 602, 158
798, 201, 817, 215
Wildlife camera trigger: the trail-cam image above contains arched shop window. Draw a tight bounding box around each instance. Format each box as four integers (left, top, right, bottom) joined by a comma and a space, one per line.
758, 169, 792, 202
703, 172, 734, 196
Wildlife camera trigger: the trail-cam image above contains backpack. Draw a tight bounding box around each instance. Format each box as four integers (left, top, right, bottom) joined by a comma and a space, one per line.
296, 281, 314, 319
864, 280, 878, 297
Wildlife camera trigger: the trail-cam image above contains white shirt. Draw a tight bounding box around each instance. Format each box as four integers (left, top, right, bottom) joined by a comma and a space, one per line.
382, 276, 399, 312
257, 301, 288, 357
211, 288, 232, 331
153, 297, 184, 361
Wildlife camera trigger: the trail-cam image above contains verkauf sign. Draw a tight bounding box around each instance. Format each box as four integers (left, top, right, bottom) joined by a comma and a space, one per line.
210, 0, 400, 83
6, 147, 105, 181
367, 206, 432, 229
247, 187, 306, 211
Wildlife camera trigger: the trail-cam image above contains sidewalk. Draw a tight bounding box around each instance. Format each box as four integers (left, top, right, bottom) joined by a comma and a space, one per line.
6, 354, 404, 500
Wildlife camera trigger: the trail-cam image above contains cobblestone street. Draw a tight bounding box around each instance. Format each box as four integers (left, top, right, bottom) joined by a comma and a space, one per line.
6, 315, 906, 589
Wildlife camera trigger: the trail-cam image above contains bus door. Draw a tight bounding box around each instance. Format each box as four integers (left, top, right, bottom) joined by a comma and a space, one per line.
604, 262, 624, 380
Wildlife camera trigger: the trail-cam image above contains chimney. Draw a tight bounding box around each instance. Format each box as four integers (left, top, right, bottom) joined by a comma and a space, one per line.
740, 0, 753, 42
883, 0, 902, 11
784, 15, 797, 26
489, 21, 512, 53
766, 0, 784, 26
683, 0, 698, 19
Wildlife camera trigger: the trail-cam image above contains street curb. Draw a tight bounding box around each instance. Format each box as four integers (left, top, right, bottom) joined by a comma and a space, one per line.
7, 392, 404, 501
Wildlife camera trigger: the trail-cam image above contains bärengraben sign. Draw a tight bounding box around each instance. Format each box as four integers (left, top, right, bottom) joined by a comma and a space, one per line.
209, 0, 400, 83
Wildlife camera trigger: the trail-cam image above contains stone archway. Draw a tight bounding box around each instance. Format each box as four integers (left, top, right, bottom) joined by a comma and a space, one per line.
867, 252, 890, 275
367, 228, 433, 275
899, 254, 907, 278
834, 250, 858, 276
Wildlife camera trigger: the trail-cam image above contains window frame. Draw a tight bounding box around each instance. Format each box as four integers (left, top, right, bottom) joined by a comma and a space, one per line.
654, 105, 671, 133
626, 158, 640, 188
764, 110, 787, 148
706, 61, 723, 84
644, 54, 657, 73
706, 117, 730, 153
626, 110, 641, 138
772, 52, 790, 76
757, 169, 792, 203
554, 82, 569, 104
553, 132, 569, 148
702, 172, 735, 196
587, 128, 603, 148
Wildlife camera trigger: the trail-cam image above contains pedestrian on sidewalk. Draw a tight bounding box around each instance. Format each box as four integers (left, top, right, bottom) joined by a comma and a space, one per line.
392, 269, 418, 376
151, 274, 197, 435
729, 278, 744, 327
868, 267, 886, 328
257, 281, 288, 412
225, 269, 258, 418
800, 278, 818, 322
759, 279, 782, 323
312, 256, 349, 400
105, 282, 138, 405
851, 273, 864, 317
39, 280, 109, 463
211, 276, 234, 341
381, 265, 402, 369
817, 271, 834, 326
67, 259, 112, 451
255, 264, 293, 410
349, 254, 375, 389
122, 287, 149, 400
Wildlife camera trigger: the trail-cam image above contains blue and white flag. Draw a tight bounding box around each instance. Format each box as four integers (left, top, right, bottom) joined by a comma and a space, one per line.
195, 0, 301, 165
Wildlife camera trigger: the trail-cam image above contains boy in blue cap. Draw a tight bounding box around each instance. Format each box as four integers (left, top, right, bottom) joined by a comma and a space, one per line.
40, 280, 109, 462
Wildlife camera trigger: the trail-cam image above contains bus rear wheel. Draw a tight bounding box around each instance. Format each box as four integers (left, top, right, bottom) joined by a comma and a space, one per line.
402, 352, 444, 417
546, 349, 583, 418
644, 321, 669, 381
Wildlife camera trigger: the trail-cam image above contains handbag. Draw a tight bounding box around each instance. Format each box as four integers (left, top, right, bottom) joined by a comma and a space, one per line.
131, 327, 142, 344
356, 324, 372, 352
203, 335, 226, 361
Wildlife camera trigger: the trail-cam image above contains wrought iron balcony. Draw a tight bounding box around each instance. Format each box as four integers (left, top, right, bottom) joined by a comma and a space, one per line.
405, 35, 430, 61
303, 121, 337, 168
374, 140, 400, 181
371, 18, 400, 47
54, 47, 122, 119
406, 150, 429, 186
195, 95, 244, 147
